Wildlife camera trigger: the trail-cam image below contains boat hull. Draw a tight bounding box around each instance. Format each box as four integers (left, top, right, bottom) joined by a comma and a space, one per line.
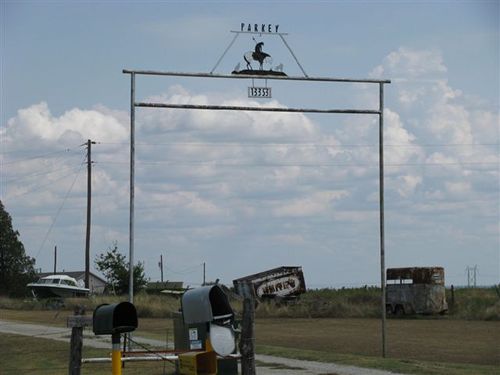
28, 284, 89, 299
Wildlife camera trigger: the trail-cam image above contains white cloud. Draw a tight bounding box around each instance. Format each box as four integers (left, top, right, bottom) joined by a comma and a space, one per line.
146, 190, 223, 216
384, 108, 422, 166
397, 174, 422, 197
445, 181, 472, 196
270, 234, 306, 245
273, 190, 349, 217
371, 47, 447, 78
4, 102, 128, 144
141, 90, 317, 141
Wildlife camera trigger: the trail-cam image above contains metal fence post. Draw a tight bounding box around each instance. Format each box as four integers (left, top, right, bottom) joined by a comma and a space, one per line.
129, 72, 135, 305
379, 82, 386, 358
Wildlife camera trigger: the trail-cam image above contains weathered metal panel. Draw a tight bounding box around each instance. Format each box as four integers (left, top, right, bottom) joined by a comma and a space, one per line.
386, 267, 447, 315
233, 266, 306, 300
386, 267, 445, 285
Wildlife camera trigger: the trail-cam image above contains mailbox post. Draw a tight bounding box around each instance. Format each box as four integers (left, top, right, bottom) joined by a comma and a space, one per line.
111, 333, 121, 375
93, 302, 138, 375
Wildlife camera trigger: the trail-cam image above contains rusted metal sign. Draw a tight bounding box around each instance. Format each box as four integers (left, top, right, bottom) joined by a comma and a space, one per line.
233, 266, 306, 301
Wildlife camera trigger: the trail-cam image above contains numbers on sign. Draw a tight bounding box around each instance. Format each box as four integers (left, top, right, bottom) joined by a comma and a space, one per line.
248, 87, 272, 98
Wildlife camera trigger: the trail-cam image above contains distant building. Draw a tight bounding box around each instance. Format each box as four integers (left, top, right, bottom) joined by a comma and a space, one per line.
36, 271, 107, 295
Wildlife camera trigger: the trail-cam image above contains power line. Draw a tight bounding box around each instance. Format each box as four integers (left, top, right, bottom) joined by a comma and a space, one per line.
95, 160, 498, 167
96, 141, 499, 148
4, 164, 79, 183
34, 155, 86, 259
1, 148, 75, 164
5, 166, 84, 199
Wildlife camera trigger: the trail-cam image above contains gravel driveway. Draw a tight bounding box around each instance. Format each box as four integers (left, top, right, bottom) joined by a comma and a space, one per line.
0, 319, 405, 375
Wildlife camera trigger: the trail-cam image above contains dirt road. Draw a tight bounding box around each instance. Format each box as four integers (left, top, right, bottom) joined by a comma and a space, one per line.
0, 319, 406, 374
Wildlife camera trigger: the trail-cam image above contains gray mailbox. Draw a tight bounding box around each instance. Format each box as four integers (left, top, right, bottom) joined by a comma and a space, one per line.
181, 285, 234, 325
93, 302, 138, 335
178, 285, 238, 371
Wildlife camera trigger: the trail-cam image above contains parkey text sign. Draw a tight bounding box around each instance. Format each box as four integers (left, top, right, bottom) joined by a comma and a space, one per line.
241, 23, 280, 33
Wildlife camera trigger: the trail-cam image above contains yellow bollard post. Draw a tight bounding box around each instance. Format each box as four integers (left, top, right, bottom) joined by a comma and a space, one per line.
111, 334, 122, 375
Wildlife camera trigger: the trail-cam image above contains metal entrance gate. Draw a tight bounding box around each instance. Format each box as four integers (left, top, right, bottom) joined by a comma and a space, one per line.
123, 69, 391, 356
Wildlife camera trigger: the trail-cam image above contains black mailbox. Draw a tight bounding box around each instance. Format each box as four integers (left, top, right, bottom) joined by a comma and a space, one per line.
93, 302, 138, 335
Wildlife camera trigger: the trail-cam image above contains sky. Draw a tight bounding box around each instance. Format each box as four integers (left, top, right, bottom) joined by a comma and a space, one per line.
1, 0, 499, 288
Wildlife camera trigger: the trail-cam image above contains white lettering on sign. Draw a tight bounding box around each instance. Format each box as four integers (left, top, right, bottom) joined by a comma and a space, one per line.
256, 275, 301, 297
241, 23, 280, 33
248, 86, 272, 98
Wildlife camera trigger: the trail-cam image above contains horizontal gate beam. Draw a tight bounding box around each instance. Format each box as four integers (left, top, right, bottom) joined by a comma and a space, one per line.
123, 69, 390, 84
135, 102, 380, 115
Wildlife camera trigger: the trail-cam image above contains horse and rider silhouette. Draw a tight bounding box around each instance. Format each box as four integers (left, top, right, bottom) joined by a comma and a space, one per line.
244, 41, 272, 70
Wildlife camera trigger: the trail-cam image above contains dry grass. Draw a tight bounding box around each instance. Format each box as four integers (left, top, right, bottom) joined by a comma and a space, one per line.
255, 318, 500, 367
2, 286, 498, 320
0, 333, 177, 375
3, 307, 497, 367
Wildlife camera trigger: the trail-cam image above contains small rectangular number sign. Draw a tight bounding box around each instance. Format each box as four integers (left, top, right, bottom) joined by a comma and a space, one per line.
248, 86, 272, 98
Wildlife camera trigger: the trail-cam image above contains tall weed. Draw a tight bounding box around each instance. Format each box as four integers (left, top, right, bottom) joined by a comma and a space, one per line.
1, 286, 499, 320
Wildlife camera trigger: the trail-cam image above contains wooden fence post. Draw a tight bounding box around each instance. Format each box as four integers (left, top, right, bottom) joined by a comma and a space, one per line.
68, 306, 92, 375
238, 282, 256, 375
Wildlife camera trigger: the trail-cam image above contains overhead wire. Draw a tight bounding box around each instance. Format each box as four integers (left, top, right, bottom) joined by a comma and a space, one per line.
95, 160, 498, 167
5, 165, 85, 199
4, 164, 80, 183
34, 153, 87, 259
1, 148, 74, 164
96, 141, 499, 148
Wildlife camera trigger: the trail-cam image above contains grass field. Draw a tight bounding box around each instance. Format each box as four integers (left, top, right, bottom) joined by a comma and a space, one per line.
1, 308, 499, 374
0, 333, 177, 375
1, 287, 498, 374
256, 318, 500, 367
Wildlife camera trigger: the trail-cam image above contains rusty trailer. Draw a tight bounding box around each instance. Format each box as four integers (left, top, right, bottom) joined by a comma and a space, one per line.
386, 266, 448, 315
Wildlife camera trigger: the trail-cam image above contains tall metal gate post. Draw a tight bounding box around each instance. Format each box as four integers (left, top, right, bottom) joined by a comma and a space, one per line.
379, 82, 386, 357
129, 72, 135, 304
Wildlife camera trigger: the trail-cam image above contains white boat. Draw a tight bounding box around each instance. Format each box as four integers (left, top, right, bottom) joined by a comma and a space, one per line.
27, 274, 90, 299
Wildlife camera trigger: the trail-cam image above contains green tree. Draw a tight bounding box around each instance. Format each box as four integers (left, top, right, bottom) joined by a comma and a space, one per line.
0, 200, 36, 297
94, 242, 147, 295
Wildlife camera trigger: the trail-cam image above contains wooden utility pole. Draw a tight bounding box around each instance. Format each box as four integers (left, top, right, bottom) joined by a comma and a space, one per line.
203, 262, 206, 286
54, 245, 57, 274
85, 140, 95, 289
160, 254, 164, 283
